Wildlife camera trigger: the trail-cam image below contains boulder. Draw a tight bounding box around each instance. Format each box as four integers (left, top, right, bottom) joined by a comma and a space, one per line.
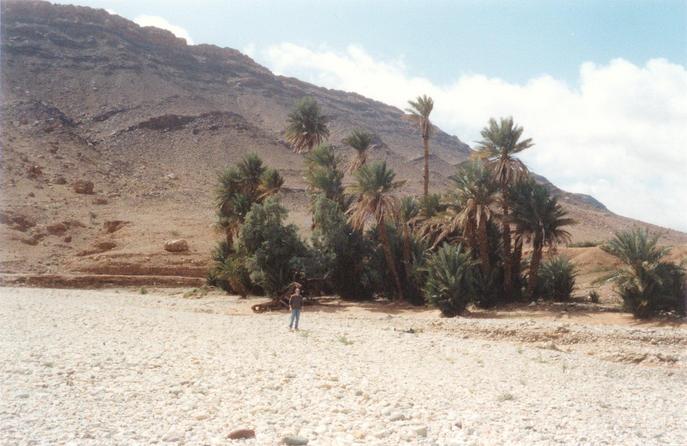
227, 429, 255, 440
73, 180, 94, 194
164, 239, 189, 253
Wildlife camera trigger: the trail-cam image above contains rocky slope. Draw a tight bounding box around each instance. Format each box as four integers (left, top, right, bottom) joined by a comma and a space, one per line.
1, 0, 685, 279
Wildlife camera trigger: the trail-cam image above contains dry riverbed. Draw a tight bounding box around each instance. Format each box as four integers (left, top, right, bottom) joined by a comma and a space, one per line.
1, 287, 686, 445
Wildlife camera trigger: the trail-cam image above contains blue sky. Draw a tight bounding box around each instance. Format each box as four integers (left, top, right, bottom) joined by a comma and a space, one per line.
58, 0, 686, 84
53, 1, 687, 231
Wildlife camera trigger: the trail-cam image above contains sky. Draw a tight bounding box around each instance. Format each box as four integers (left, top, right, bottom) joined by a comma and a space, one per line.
55, 0, 687, 232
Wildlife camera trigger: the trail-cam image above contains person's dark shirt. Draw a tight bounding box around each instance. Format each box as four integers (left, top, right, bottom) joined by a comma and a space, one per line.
289, 293, 303, 310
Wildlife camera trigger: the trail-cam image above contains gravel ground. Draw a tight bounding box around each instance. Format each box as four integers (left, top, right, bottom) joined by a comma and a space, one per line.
1, 287, 686, 446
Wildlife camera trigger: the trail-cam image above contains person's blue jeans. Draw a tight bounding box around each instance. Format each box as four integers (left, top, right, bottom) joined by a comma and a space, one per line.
289, 308, 301, 329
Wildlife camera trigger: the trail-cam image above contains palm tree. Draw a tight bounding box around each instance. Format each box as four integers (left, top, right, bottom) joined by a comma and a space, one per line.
405, 95, 434, 198
348, 161, 406, 300
304, 143, 345, 209
473, 117, 534, 300
601, 228, 685, 318
508, 179, 574, 298
216, 154, 283, 247
343, 129, 375, 172
284, 97, 330, 153
448, 161, 498, 276
216, 166, 245, 248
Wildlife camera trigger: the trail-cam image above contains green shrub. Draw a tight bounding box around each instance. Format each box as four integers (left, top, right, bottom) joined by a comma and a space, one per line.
239, 198, 308, 296
602, 228, 686, 318
207, 240, 232, 292
538, 256, 577, 301
311, 196, 375, 299
423, 243, 478, 316
221, 253, 253, 297
367, 222, 427, 304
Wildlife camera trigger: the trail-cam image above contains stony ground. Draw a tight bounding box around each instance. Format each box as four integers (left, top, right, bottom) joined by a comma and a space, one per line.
1, 287, 686, 446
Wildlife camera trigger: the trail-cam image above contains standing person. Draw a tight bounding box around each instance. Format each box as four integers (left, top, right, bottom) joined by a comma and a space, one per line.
288, 285, 303, 330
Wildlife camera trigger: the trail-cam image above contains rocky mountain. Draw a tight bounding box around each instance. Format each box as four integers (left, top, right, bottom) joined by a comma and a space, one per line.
1, 0, 685, 280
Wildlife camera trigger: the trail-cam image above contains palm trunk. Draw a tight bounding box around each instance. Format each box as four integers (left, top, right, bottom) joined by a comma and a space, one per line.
501, 202, 513, 300
401, 226, 413, 283
512, 236, 523, 291
423, 136, 429, 198
527, 236, 543, 299
477, 216, 491, 276
379, 218, 405, 301
225, 228, 234, 252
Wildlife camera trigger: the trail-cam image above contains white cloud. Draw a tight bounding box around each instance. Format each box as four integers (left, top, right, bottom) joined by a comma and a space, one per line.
256, 44, 687, 232
134, 15, 193, 44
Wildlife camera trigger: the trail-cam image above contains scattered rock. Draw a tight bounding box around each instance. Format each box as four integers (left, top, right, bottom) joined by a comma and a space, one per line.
63, 236, 72, 243
27, 165, 43, 178
162, 429, 184, 442
414, 426, 428, 437
46, 220, 85, 236
20, 237, 38, 245
390, 412, 406, 421
164, 239, 189, 253
227, 429, 255, 440
93, 197, 108, 205
165, 173, 178, 181
103, 220, 129, 233
73, 180, 94, 194
53, 176, 67, 185
281, 435, 308, 445
77, 241, 117, 256
95, 241, 116, 251
46, 222, 68, 236
0, 211, 36, 232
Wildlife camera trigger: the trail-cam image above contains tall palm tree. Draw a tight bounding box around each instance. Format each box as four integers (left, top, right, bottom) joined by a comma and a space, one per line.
508, 179, 574, 298
405, 95, 434, 198
284, 96, 330, 153
473, 117, 534, 300
348, 162, 406, 300
448, 161, 498, 277
343, 129, 375, 172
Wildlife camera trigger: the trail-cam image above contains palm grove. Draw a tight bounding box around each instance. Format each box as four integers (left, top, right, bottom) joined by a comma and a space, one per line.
208, 96, 685, 319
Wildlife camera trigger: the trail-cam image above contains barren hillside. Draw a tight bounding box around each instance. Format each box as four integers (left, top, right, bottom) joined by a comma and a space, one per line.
1, 0, 685, 280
